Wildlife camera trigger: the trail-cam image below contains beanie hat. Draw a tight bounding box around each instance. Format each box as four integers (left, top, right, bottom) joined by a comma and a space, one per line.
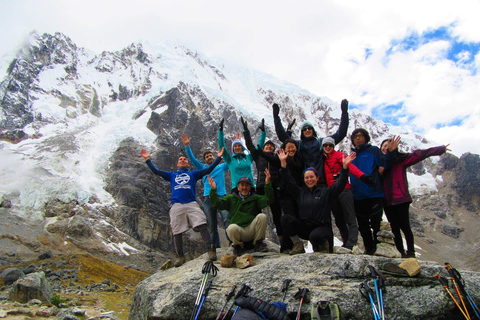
238, 177, 252, 185
232, 139, 246, 154
322, 137, 335, 146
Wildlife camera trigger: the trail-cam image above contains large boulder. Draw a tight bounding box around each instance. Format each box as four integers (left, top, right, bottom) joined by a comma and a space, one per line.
9, 271, 53, 303
129, 251, 480, 320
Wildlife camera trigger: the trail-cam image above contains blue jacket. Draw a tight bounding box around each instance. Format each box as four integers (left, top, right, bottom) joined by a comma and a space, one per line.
185, 146, 230, 197
349, 143, 385, 201
218, 130, 256, 189
146, 156, 221, 205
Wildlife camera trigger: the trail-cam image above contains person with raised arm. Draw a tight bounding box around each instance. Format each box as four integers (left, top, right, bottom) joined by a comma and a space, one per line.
141, 147, 224, 267
272, 100, 349, 186
181, 133, 231, 248
380, 135, 450, 258
278, 148, 356, 254
208, 168, 274, 257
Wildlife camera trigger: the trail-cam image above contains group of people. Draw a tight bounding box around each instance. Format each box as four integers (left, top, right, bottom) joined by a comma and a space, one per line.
141, 100, 450, 267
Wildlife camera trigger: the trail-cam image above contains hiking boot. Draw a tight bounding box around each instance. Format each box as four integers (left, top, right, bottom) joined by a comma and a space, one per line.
289, 241, 305, 255
174, 256, 185, 267
232, 245, 243, 257
208, 245, 217, 261
254, 240, 268, 252
405, 251, 416, 258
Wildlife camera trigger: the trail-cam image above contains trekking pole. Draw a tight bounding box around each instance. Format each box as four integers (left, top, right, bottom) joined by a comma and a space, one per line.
216, 285, 236, 320
360, 280, 381, 320
294, 288, 309, 320
368, 265, 386, 319
444, 264, 470, 320
282, 279, 292, 302
445, 263, 480, 319
195, 280, 217, 320
434, 274, 470, 320
222, 284, 251, 320
191, 261, 219, 320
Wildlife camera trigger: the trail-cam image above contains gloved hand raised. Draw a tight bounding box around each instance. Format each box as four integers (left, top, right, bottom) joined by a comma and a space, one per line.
219, 118, 225, 131
272, 103, 280, 117
341, 99, 348, 113
287, 118, 296, 131
241, 117, 248, 131
258, 118, 265, 132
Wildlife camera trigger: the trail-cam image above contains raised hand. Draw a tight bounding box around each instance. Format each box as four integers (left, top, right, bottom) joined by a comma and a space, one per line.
342, 152, 356, 169
207, 175, 217, 190
219, 118, 225, 131
181, 133, 192, 147
341, 99, 349, 113
217, 147, 225, 158
235, 132, 241, 140
287, 118, 296, 131
388, 135, 401, 152
258, 118, 265, 132
445, 144, 451, 152
140, 149, 151, 160
273, 103, 280, 117
241, 117, 248, 131
277, 148, 288, 168
265, 168, 271, 185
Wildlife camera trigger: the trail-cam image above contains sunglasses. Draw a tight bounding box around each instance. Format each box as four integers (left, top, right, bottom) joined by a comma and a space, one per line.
354, 134, 364, 138
323, 144, 334, 148
302, 127, 313, 132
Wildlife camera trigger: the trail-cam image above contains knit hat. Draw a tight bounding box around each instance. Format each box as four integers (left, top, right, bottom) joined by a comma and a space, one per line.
300, 120, 317, 139
322, 137, 335, 146
238, 177, 252, 185
232, 139, 246, 154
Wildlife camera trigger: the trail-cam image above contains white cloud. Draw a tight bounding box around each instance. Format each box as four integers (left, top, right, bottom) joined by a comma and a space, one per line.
1, 0, 479, 156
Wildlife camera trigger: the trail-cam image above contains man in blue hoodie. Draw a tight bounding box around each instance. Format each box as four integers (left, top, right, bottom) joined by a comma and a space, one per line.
141, 147, 224, 267
181, 133, 231, 248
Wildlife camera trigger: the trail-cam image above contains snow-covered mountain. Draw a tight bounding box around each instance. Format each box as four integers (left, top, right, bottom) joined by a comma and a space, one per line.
0, 31, 479, 270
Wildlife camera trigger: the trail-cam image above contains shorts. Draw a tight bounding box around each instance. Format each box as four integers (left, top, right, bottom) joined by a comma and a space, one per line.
169, 202, 207, 235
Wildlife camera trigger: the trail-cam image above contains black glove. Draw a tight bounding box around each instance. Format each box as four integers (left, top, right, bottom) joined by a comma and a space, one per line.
360, 175, 375, 187
272, 103, 280, 117
219, 118, 224, 131
258, 118, 265, 132
240, 117, 248, 131
287, 118, 296, 131
341, 99, 348, 113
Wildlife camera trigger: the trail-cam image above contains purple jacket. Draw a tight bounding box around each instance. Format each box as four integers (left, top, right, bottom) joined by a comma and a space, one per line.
382, 145, 446, 206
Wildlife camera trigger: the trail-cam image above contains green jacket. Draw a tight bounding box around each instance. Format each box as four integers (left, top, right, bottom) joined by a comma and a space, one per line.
210, 183, 274, 228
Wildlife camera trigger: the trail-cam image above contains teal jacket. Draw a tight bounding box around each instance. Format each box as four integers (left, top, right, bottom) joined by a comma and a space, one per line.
218, 130, 265, 189
210, 183, 274, 228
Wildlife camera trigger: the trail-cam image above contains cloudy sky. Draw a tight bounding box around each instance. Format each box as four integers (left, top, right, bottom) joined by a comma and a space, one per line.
1, 0, 479, 156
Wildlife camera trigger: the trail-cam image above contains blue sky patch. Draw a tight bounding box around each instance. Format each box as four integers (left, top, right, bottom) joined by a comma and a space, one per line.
434, 116, 468, 129
383, 24, 480, 69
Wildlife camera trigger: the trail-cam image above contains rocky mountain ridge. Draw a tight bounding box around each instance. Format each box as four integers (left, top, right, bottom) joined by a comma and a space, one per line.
0, 31, 479, 274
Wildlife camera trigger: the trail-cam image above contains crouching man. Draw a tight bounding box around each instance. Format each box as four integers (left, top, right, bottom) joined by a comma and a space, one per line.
208, 169, 274, 256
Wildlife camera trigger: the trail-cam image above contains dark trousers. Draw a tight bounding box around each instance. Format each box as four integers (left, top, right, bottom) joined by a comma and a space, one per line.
281, 214, 333, 253
354, 198, 383, 254
384, 202, 414, 254
257, 186, 283, 236
331, 189, 358, 249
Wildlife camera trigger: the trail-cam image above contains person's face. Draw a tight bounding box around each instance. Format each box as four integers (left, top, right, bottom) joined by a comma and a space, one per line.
302, 126, 314, 138
304, 170, 319, 188
263, 143, 275, 153
237, 182, 251, 196
204, 152, 215, 164
233, 143, 243, 154
381, 142, 388, 155
177, 156, 189, 169
353, 132, 366, 147
285, 142, 297, 157
323, 143, 335, 155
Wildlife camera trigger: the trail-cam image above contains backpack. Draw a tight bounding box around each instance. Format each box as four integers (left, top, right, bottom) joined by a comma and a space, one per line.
311, 300, 345, 320
234, 296, 289, 320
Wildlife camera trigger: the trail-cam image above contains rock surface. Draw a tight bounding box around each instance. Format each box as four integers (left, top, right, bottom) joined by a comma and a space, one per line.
129, 250, 480, 320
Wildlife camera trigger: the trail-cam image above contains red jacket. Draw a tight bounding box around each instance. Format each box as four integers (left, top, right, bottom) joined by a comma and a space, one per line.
382, 146, 446, 206
323, 150, 365, 189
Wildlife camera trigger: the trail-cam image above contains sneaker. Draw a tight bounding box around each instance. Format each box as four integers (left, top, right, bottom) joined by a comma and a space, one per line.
254, 240, 268, 252
174, 256, 185, 267
232, 245, 243, 257
208, 245, 217, 261
289, 241, 305, 255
